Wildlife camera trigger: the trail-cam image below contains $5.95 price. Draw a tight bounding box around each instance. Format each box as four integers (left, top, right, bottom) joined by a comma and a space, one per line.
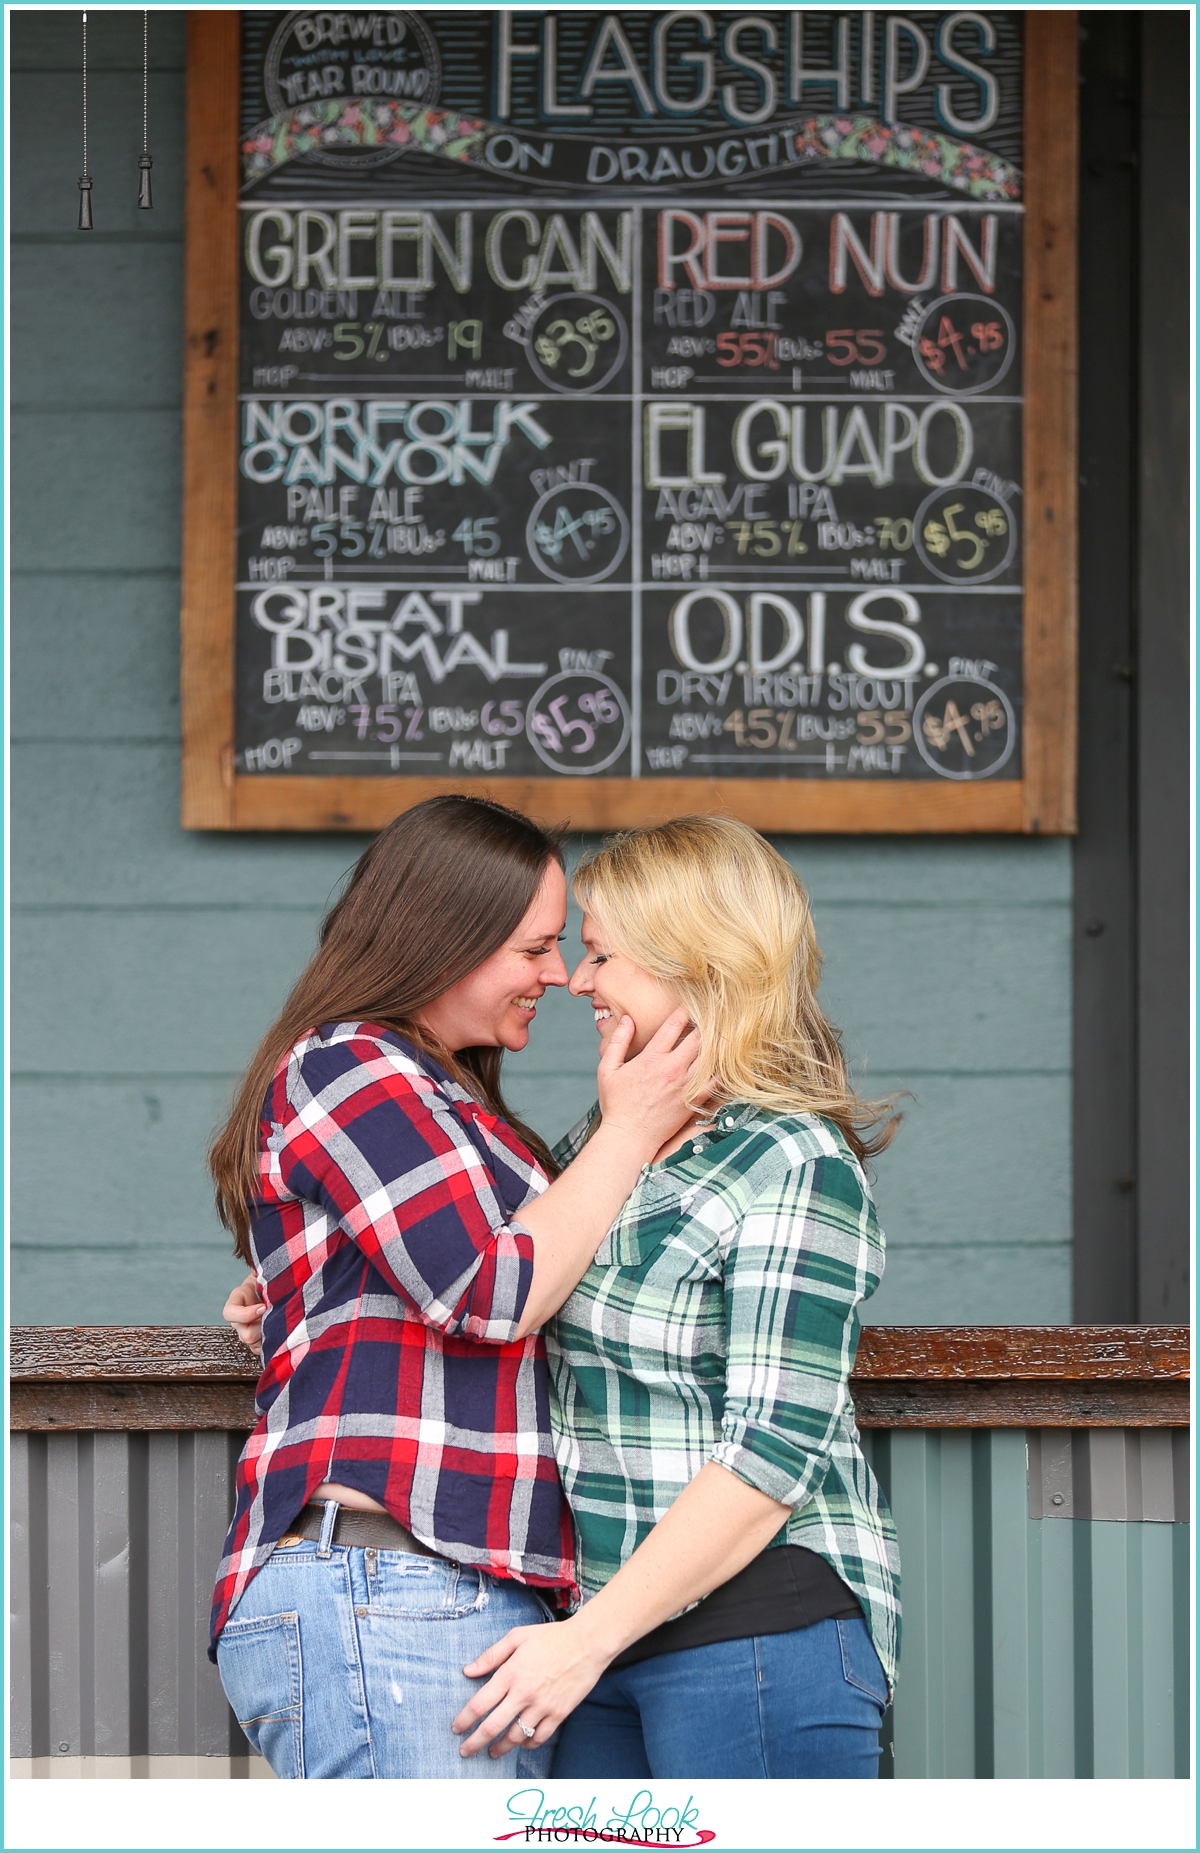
530, 687, 621, 756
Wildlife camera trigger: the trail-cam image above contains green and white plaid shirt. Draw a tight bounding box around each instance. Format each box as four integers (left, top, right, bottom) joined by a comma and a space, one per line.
547, 1103, 901, 1691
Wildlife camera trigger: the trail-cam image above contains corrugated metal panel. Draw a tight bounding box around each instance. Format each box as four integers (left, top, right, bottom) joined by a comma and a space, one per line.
9, 1432, 247, 1761
10, 1429, 1190, 1776
864, 1430, 1191, 1778
1027, 1428, 1190, 1520
12, 1755, 275, 1780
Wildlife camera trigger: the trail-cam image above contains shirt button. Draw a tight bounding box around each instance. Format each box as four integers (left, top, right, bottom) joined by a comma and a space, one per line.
691, 1142, 704, 1154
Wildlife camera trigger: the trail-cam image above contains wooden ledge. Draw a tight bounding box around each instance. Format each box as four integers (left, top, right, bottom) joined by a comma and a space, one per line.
11, 1324, 259, 1381
853, 1325, 1189, 1380
11, 1324, 1189, 1383
9, 1325, 1190, 1432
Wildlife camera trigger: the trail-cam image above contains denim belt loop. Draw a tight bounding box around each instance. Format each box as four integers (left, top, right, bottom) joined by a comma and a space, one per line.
317, 1499, 340, 1558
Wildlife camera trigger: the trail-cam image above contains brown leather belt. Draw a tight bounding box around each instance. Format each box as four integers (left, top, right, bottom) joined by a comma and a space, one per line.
281, 1501, 444, 1557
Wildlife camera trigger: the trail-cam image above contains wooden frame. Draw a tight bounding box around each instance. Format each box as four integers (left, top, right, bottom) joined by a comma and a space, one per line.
181, 11, 1078, 834
12, 1326, 1187, 1431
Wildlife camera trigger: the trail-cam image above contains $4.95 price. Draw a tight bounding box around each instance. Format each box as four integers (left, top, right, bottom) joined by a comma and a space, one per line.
918, 314, 1004, 376
922, 697, 1004, 757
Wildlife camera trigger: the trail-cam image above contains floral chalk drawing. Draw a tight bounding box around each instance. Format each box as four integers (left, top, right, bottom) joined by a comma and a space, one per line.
790, 116, 1020, 200
241, 101, 489, 185
241, 103, 1020, 202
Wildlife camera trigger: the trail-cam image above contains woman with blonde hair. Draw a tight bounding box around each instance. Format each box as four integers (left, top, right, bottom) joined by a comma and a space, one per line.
451, 816, 901, 1779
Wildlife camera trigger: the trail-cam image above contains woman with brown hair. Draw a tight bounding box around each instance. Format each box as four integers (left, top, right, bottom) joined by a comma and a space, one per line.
208, 794, 699, 1780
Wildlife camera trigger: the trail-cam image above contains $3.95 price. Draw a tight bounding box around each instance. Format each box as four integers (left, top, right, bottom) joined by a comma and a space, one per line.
534, 309, 617, 380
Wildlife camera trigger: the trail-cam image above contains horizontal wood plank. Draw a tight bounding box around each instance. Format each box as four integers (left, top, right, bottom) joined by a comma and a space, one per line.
10, 1381, 258, 1432
12, 1324, 1187, 1382
10, 1326, 1189, 1431
11, 1374, 1187, 1433
852, 1378, 1189, 1429
853, 1324, 1189, 1381
226, 775, 1027, 835
12, 1325, 258, 1380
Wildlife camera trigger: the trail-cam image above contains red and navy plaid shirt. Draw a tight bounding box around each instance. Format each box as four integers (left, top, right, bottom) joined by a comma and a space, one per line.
210, 1022, 577, 1655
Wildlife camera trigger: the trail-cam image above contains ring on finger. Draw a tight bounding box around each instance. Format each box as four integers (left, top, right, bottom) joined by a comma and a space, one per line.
515, 1716, 536, 1740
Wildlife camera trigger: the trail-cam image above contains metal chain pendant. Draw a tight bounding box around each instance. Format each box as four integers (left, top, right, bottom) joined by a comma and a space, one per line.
137, 9, 153, 209
77, 11, 93, 229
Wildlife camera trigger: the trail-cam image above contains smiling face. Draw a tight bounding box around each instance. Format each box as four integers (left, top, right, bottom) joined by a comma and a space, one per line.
414, 860, 569, 1053
568, 911, 681, 1056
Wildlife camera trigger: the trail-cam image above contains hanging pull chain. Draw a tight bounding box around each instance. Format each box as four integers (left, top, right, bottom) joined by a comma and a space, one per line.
77, 11, 93, 229
137, 9, 153, 209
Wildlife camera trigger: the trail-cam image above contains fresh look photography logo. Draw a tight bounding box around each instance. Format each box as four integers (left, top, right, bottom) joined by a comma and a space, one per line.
496, 1789, 716, 1848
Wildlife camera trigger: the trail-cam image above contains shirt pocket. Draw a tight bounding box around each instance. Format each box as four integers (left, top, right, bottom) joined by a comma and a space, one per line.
605, 1177, 723, 1279
597, 1172, 676, 1269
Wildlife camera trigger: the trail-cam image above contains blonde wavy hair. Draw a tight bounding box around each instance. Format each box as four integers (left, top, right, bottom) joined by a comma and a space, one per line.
573, 816, 897, 1165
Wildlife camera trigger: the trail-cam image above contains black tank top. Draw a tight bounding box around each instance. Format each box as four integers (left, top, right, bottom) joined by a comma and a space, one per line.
609, 1544, 863, 1670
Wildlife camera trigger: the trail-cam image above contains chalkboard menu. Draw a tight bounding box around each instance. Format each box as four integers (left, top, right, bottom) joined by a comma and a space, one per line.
181, 10, 1077, 832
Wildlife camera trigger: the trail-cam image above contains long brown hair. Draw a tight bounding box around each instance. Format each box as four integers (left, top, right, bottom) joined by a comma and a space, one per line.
210, 795, 563, 1259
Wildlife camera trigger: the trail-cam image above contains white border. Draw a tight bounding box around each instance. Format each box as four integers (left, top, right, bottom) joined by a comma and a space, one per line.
3, 1775, 1198, 1851
3, 10, 1196, 1853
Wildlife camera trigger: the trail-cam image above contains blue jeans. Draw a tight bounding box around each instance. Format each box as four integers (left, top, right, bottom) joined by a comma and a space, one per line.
216, 1531, 558, 1779
553, 1618, 888, 1780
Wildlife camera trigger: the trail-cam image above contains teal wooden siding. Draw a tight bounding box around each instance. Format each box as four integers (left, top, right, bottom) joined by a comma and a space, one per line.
11, 12, 1071, 1326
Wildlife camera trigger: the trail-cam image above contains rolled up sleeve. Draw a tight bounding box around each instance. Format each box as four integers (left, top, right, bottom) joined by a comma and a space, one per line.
711, 1154, 879, 1509
277, 1038, 538, 1343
